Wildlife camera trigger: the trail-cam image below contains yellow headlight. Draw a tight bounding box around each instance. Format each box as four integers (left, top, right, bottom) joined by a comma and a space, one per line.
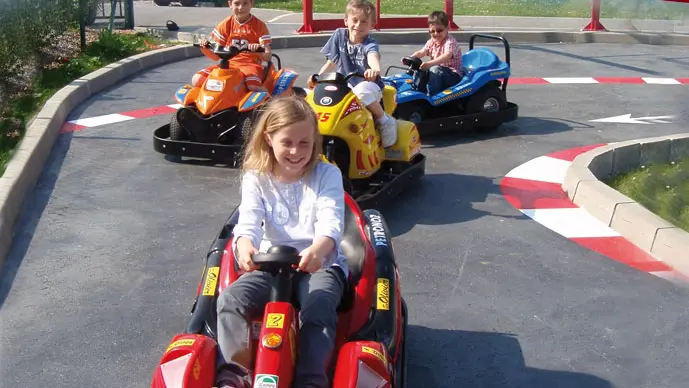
262, 333, 283, 349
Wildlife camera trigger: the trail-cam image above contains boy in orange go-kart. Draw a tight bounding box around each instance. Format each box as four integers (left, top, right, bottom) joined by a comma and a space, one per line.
192, 0, 273, 93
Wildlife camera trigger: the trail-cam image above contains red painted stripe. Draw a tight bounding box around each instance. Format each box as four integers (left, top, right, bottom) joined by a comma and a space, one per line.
500, 177, 578, 210
571, 236, 673, 272
546, 143, 607, 162
120, 105, 177, 119
60, 122, 88, 133
509, 77, 549, 84
593, 77, 645, 84
676, 78, 689, 84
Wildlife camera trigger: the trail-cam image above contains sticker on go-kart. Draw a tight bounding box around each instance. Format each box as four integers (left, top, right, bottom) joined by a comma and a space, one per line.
367, 214, 389, 247
239, 91, 269, 112
272, 71, 298, 96
254, 374, 279, 388
202, 266, 219, 296
175, 87, 191, 104
362, 346, 387, 365
165, 338, 195, 353
376, 278, 390, 311
320, 96, 333, 105
315, 112, 331, 122
265, 313, 285, 328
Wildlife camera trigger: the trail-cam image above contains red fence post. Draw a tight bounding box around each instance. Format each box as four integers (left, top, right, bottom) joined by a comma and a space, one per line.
444, 0, 460, 30
581, 0, 607, 31
297, 0, 314, 33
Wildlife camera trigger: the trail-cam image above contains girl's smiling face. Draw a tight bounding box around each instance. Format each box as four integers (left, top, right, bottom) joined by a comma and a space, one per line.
265, 119, 316, 182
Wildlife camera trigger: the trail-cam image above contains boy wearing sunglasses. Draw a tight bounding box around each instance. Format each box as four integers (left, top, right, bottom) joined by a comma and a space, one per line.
406, 11, 463, 95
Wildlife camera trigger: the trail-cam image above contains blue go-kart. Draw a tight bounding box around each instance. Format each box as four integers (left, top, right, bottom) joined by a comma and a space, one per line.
383, 34, 519, 135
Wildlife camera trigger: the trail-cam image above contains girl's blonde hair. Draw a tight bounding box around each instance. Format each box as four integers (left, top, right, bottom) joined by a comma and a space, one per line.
241, 96, 323, 178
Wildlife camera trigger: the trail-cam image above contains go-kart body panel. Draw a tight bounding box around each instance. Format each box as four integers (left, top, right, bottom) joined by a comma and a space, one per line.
238, 90, 270, 112
153, 55, 301, 164
382, 35, 519, 137
149, 333, 217, 388
385, 48, 510, 107
150, 193, 406, 388
194, 67, 250, 115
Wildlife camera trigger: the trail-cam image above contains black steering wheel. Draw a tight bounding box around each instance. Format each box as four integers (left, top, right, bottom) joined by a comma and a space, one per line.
194, 41, 266, 60
310, 71, 369, 87
402, 56, 423, 71
251, 245, 301, 274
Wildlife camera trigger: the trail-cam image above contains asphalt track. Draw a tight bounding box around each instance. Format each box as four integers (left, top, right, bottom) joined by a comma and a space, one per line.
2, 43, 689, 388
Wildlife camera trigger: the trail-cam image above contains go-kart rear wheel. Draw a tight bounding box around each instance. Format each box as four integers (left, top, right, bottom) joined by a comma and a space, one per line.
169, 113, 188, 141
395, 101, 428, 125
466, 84, 506, 132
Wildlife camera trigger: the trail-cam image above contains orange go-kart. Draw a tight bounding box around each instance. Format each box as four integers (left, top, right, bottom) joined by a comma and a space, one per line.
153, 41, 305, 165
149, 192, 408, 388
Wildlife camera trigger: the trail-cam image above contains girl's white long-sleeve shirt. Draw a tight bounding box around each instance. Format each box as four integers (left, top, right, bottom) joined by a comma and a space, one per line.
232, 161, 349, 278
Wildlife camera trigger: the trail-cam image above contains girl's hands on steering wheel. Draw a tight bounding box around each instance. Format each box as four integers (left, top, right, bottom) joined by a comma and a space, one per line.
298, 246, 324, 273
236, 237, 259, 272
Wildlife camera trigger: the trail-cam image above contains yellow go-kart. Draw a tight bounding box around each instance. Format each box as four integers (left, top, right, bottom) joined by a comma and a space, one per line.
306, 72, 426, 210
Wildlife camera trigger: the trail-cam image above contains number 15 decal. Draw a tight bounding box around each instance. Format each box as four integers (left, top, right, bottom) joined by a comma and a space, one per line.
316, 112, 331, 122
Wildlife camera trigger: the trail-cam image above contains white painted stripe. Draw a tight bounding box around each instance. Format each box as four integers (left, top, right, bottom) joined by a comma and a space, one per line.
504, 156, 572, 184
642, 77, 681, 85
520, 207, 620, 238
70, 113, 134, 128
267, 13, 294, 23
167, 103, 183, 110
543, 77, 599, 84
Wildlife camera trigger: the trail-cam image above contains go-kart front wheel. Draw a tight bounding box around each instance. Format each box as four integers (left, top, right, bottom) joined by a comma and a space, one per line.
169, 113, 188, 141
466, 85, 506, 132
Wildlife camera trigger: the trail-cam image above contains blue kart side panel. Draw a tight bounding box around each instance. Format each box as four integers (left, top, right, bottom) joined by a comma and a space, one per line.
238, 91, 269, 112
272, 70, 299, 96
382, 47, 510, 107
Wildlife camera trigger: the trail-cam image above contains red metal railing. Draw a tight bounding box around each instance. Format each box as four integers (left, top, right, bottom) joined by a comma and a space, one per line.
297, 0, 458, 34
298, 0, 686, 34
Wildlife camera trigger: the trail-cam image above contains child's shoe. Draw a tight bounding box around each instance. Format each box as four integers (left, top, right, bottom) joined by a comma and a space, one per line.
377, 114, 398, 148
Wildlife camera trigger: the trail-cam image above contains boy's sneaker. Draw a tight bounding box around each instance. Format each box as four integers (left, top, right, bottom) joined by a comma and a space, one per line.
377, 114, 398, 148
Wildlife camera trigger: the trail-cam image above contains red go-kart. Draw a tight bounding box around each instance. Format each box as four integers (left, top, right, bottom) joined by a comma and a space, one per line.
150, 193, 408, 388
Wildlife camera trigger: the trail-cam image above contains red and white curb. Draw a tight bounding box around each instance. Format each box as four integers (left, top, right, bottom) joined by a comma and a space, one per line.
60, 104, 183, 133
509, 76, 689, 85
58, 76, 689, 133
499, 144, 689, 285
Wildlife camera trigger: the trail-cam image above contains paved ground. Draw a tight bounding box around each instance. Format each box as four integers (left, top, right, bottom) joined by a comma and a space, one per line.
2, 43, 689, 388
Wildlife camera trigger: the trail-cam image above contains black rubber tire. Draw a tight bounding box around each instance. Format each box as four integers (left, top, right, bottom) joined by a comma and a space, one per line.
169, 113, 188, 141
180, 0, 197, 6
239, 112, 255, 141
395, 101, 429, 125
154, 0, 171, 5
465, 84, 506, 132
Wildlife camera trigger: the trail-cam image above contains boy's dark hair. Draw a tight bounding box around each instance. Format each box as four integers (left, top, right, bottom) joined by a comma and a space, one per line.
428, 11, 449, 27
346, 0, 377, 23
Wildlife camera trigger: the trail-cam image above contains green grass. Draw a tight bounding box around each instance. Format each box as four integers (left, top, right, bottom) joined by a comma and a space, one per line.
0, 30, 178, 176
253, 0, 689, 19
606, 157, 689, 233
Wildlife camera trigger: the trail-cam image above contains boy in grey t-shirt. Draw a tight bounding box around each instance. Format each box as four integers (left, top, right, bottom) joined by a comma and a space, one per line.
308, 0, 398, 148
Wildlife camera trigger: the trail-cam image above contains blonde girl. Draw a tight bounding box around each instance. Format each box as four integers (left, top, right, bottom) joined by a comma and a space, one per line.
214, 96, 348, 388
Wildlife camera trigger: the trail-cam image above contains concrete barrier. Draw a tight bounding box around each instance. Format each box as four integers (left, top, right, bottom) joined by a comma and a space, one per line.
562, 134, 689, 275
